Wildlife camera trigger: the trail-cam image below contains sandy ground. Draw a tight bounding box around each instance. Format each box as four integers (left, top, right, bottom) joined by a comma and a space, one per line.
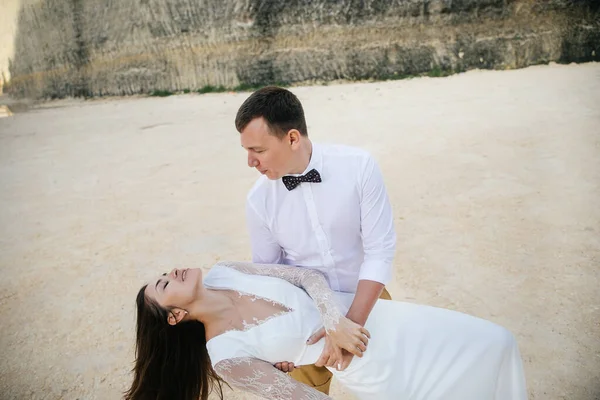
0, 63, 599, 400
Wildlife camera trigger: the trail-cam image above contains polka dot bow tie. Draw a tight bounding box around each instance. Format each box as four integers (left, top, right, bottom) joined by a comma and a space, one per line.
282, 169, 322, 191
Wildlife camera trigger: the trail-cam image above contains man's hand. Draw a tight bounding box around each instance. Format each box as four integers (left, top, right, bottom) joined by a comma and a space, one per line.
327, 316, 370, 357
308, 324, 367, 371
310, 318, 370, 355
273, 361, 296, 373
305, 280, 383, 372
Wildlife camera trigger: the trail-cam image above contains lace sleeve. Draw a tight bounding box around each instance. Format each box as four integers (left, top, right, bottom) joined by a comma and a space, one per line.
215, 357, 332, 400
214, 261, 344, 333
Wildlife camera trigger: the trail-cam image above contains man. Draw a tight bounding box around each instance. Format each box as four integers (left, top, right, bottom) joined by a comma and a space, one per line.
234, 86, 396, 395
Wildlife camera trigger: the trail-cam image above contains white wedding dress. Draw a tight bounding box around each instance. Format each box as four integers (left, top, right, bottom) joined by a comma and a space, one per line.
204, 262, 528, 400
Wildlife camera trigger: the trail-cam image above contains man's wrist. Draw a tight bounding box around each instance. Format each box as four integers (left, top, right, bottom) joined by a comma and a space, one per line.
345, 311, 368, 326
345, 280, 384, 326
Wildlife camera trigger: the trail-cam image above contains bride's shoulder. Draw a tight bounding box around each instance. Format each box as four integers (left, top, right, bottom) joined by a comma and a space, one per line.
210, 260, 260, 274
209, 261, 243, 274
207, 260, 241, 272
203, 262, 235, 285
204, 261, 253, 287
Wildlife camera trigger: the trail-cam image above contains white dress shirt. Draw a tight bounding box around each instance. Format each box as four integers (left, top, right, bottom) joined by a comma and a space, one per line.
245, 142, 396, 293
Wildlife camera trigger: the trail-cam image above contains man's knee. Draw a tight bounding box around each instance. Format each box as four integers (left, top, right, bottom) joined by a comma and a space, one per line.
380, 287, 392, 300
289, 364, 333, 395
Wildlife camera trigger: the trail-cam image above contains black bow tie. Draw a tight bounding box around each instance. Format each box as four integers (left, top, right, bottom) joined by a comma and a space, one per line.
282, 169, 322, 191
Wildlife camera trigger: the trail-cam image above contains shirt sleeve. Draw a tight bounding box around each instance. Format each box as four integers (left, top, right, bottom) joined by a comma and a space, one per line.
214, 357, 332, 400
357, 155, 396, 285
246, 198, 284, 264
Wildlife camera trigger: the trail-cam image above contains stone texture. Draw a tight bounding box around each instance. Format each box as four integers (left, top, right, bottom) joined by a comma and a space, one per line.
5, 0, 600, 99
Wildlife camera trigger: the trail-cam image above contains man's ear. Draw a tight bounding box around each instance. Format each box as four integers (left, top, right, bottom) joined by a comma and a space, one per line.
167, 308, 188, 326
288, 129, 301, 146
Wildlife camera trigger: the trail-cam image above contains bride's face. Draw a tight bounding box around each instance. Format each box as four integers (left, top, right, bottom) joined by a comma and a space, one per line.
145, 268, 202, 310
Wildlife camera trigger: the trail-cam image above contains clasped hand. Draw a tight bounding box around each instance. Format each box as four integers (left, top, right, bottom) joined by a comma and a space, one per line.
274, 317, 370, 373
317, 316, 370, 371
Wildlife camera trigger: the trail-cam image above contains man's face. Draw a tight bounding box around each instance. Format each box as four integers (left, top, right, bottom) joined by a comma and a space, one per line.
240, 117, 294, 180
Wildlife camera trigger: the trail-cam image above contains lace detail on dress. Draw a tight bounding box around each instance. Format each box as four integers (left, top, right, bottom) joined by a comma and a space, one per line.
232, 289, 293, 332
203, 286, 294, 337
213, 261, 344, 333
215, 357, 331, 400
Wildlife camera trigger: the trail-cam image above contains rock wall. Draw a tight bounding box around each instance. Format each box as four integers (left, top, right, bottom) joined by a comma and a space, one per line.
0, 0, 21, 90
7, 0, 600, 99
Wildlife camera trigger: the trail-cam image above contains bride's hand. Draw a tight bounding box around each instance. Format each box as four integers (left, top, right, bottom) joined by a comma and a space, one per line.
314, 333, 344, 370
327, 316, 370, 358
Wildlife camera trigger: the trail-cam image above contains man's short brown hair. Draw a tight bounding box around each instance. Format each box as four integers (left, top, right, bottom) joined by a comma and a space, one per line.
235, 86, 308, 138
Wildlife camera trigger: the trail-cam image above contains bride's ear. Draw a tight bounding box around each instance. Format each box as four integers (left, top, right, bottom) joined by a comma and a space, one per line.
167, 308, 189, 326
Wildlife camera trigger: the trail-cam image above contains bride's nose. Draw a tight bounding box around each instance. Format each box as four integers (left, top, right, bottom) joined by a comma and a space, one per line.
169, 268, 179, 279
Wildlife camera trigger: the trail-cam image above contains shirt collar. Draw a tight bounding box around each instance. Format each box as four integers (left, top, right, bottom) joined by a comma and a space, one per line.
301, 142, 322, 175
282, 141, 322, 178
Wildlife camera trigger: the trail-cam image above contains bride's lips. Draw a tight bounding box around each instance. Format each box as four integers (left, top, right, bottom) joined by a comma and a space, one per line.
183, 269, 187, 281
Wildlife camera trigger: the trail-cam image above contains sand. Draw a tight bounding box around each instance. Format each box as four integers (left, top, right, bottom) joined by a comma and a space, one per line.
0, 62, 599, 400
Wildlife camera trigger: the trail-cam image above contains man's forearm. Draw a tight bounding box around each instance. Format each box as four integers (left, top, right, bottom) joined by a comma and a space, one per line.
345, 280, 385, 326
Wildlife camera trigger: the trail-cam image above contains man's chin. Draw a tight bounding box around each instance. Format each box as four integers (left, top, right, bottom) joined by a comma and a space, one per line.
264, 172, 280, 180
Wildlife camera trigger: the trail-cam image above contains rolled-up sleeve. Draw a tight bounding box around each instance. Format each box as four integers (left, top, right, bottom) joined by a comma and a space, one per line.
357, 155, 396, 285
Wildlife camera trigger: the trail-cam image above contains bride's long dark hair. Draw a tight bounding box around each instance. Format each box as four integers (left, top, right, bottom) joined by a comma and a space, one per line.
124, 285, 228, 400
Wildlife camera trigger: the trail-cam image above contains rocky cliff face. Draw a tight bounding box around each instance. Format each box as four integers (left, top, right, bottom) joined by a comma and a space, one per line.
7, 0, 600, 99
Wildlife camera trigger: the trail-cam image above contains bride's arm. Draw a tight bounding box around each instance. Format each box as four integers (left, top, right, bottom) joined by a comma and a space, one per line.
213, 261, 370, 358
214, 261, 344, 331
214, 357, 332, 400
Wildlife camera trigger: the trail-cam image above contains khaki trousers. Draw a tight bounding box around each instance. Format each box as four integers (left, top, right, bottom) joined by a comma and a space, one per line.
288, 288, 393, 394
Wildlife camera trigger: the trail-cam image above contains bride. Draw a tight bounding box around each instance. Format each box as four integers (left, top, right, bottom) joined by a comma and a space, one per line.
124, 261, 528, 400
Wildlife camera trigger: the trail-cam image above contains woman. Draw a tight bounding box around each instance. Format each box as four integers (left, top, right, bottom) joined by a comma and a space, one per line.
125, 261, 528, 400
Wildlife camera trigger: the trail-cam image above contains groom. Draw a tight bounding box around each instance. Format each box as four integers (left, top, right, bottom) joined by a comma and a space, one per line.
234, 86, 396, 395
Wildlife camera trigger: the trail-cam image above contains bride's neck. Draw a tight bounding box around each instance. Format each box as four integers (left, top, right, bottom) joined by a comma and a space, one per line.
188, 288, 235, 325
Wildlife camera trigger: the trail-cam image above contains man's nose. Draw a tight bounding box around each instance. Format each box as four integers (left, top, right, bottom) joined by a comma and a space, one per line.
248, 154, 258, 168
